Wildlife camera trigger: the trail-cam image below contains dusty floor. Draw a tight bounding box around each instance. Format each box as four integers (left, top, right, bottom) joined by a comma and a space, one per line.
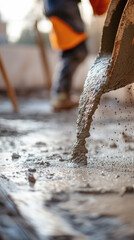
0, 93, 134, 240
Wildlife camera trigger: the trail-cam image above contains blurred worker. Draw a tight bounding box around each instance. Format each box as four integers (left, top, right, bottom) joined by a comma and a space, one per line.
43, 0, 110, 111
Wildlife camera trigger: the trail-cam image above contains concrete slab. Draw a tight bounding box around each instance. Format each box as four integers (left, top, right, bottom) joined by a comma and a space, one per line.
0, 96, 134, 239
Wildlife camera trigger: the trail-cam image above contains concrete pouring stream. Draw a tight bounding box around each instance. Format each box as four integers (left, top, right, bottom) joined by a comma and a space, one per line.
0, 94, 134, 239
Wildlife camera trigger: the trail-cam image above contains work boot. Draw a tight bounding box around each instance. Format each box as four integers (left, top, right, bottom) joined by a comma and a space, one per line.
51, 40, 88, 110
51, 92, 79, 111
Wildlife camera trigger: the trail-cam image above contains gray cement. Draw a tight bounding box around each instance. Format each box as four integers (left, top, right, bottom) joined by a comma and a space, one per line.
71, 0, 134, 165
0, 96, 134, 239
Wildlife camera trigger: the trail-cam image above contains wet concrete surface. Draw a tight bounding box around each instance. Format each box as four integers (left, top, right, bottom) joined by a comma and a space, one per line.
0, 95, 134, 239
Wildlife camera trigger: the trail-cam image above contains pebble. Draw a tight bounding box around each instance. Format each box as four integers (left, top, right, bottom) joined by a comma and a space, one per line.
28, 174, 36, 184
28, 168, 36, 172
12, 153, 21, 159
59, 157, 65, 162
110, 143, 117, 148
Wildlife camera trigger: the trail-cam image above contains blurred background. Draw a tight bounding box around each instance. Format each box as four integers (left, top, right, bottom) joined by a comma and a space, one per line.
0, 0, 105, 91
0, 0, 133, 102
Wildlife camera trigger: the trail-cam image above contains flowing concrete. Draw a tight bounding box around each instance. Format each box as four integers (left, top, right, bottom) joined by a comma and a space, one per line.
0, 95, 134, 239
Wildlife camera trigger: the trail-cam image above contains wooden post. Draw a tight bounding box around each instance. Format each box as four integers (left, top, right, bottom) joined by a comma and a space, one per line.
35, 20, 52, 90
0, 53, 18, 112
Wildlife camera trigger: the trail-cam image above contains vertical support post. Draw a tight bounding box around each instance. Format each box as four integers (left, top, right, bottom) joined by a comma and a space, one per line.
35, 20, 52, 90
0, 53, 18, 112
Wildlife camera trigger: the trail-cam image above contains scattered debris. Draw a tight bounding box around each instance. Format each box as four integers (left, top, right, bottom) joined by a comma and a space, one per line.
124, 145, 134, 151
1, 96, 134, 239
28, 173, 36, 184
122, 132, 134, 143
110, 143, 118, 148
0, 125, 18, 136
74, 187, 117, 195
28, 168, 36, 172
45, 191, 69, 206
39, 161, 50, 167
35, 142, 47, 147
121, 186, 134, 196
59, 157, 65, 162
115, 175, 120, 179
12, 153, 21, 159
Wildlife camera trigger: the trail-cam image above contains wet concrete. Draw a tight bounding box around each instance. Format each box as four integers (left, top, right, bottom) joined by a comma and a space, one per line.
71, 0, 134, 165
0, 186, 40, 240
71, 56, 112, 165
0, 95, 134, 239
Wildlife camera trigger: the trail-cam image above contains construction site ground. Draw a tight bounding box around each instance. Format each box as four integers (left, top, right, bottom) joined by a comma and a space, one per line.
0, 92, 134, 240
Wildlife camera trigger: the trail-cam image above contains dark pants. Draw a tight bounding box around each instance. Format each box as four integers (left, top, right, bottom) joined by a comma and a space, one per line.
43, 0, 88, 94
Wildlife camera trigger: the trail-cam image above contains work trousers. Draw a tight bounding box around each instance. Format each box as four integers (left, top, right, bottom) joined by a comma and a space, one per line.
43, 0, 87, 94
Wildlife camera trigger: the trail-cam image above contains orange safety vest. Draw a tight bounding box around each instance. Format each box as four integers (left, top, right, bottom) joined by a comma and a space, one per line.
48, 0, 111, 50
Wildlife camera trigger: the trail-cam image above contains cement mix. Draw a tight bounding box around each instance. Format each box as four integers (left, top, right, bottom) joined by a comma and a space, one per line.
71, 0, 134, 165
0, 96, 134, 239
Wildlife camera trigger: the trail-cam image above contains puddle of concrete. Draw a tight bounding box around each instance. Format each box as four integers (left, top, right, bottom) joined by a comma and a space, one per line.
0, 96, 134, 239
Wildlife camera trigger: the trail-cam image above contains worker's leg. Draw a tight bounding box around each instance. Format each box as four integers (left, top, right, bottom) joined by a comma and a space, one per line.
52, 40, 87, 95
43, 0, 88, 110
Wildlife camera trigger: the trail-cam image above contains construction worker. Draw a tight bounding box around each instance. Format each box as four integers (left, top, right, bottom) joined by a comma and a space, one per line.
43, 0, 110, 111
